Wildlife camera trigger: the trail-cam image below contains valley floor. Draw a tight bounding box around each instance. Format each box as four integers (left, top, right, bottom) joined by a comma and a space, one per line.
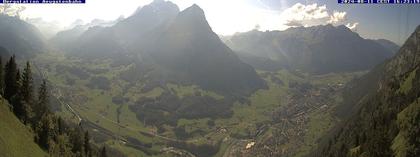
33, 51, 364, 157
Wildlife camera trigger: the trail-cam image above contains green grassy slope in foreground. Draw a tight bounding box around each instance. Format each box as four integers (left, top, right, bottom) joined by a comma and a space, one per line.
0, 97, 46, 157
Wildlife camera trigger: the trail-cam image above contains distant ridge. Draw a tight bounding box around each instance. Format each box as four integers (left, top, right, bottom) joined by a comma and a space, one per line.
226, 24, 395, 74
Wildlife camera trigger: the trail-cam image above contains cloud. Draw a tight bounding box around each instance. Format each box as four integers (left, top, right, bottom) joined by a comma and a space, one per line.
282, 3, 328, 27
346, 22, 359, 31
328, 11, 347, 24
285, 20, 304, 27
276, 3, 359, 32
0, 5, 26, 17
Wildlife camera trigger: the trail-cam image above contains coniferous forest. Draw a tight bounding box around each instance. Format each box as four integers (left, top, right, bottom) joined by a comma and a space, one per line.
1, 55, 107, 157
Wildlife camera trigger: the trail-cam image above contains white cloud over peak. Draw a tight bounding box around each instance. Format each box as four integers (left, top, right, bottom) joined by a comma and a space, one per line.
327, 11, 359, 31
281, 3, 328, 27
279, 3, 358, 31
328, 11, 347, 24
346, 22, 359, 31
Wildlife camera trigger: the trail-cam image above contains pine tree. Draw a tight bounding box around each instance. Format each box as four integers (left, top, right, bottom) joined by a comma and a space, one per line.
84, 131, 92, 157
100, 146, 107, 157
21, 101, 33, 125
0, 56, 4, 95
57, 116, 66, 135
1, 57, 106, 156
9, 69, 32, 124
11, 69, 24, 121
36, 80, 49, 119
22, 61, 33, 105
70, 127, 84, 155
51, 134, 73, 157
4, 55, 18, 101
21, 61, 35, 125
36, 113, 55, 150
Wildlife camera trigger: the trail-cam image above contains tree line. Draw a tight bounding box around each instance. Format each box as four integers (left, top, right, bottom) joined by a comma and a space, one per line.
1, 55, 108, 157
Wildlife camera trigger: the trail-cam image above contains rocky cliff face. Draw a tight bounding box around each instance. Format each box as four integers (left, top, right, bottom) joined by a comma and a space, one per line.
148, 4, 266, 94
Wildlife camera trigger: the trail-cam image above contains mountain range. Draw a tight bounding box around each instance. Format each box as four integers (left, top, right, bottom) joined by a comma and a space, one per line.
374, 38, 400, 54
225, 25, 397, 74
52, 0, 180, 57
50, 0, 266, 95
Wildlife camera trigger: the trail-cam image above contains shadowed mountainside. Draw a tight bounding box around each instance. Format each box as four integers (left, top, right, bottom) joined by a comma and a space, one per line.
226, 25, 394, 74
312, 25, 420, 157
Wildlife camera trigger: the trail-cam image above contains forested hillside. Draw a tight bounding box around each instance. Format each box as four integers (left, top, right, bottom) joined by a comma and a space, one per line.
312, 26, 420, 157
0, 55, 108, 157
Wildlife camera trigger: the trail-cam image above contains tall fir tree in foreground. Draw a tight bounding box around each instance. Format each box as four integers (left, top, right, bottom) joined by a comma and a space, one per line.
22, 61, 35, 125
35, 79, 49, 120
11, 69, 23, 121
22, 62, 34, 105
4, 55, 18, 100
0, 56, 4, 95
84, 131, 92, 157
100, 146, 107, 157
13, 69, 33, 125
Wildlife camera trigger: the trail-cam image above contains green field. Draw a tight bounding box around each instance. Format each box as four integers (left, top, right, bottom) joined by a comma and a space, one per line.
0, 98, 47, 157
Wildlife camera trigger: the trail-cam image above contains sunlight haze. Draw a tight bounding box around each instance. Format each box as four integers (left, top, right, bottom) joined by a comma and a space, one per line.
19, 0, 342, 35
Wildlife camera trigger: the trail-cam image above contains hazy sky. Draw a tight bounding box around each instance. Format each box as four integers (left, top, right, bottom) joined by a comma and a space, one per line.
16, 0, 420, 45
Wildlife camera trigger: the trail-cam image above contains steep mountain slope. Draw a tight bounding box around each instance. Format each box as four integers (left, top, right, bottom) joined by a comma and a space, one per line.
72, 26, 125, 58
0, 14, 46, 58
374, 39, 400, 54
49, 18, 124, 50
0, 97, 46, 157
54, 0, 179, 57
112, 0, 179, 49
312, 26, 420, 157
50, 25, 86, 52
226, 25, 394, 74
148, 4, 266, 94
